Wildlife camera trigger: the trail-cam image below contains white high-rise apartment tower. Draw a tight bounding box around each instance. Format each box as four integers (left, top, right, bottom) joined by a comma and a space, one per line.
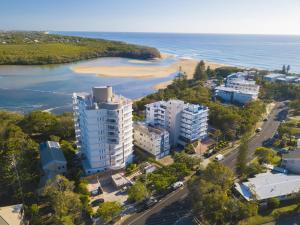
145, 99, 209, 147
73, 86, 133, 174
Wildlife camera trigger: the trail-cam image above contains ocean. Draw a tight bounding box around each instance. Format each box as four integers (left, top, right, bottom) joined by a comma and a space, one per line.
57, 32, 300, 72
0, 32, 299, 113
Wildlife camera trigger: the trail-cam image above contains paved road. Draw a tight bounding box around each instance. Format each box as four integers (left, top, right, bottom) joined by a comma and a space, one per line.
222, 102, 288, 170
122, 186, 190, 225
122, 102, 288, 225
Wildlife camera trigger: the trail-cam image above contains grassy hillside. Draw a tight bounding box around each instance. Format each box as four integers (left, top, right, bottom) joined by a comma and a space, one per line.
0, 31, 161, 65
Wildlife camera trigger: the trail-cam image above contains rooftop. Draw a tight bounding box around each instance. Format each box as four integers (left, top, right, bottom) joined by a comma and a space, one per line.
227, 79, 257, 86
73, 86, 132, 110
227, 72, 248, 79
184, 103, 208, 114
235, 172, 300, 201
0, 204, 23, 225
282, 148, 300, 159
265, 73, 285, 79
215, 85, 258, 95
133, 122, 167, 136
111, 173, 131, 188
39, 141, 66, 166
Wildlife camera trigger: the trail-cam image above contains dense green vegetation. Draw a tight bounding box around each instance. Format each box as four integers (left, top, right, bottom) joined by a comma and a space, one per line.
0, 31, 160, 65
189, 163, 258, 224
259, 81, 300, 101
96, 201, 122, 223
0, 110, 92, 224
42, 175, 83, 224
193, 60, 208, 81
128, 181, 149, 203
134, 72, 266, 141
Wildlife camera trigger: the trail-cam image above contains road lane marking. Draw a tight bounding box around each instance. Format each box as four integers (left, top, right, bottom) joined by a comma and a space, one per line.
124, 187, 186, 225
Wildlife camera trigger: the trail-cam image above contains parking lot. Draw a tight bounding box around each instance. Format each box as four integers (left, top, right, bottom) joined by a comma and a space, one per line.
86, 175, 129, 212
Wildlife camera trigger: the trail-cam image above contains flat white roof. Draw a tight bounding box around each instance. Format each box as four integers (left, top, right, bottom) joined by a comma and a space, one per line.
215, 85, 258, 95
265, 73, 285, 79
111, 173, 131, 187
235, 172, 300, 201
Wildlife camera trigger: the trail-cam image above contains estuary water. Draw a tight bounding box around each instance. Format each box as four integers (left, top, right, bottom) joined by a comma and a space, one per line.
1, 32, 300, 113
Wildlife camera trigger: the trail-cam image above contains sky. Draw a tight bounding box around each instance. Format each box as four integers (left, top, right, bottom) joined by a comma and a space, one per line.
1, 0, 300, 35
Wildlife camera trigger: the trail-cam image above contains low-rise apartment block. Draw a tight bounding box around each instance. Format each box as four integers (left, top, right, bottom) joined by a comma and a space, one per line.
214, 72, 260, 104
73, 86, 133, 174
264, 73, 300, 84
133, 122, 170, 159
145, 99, 209, 147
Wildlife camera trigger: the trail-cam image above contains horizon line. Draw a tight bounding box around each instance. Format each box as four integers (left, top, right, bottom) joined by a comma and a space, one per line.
2, 29, 300, 36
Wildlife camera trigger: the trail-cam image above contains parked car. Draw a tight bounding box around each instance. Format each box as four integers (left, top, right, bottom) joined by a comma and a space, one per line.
273, 132, 279, 139
263, 138, 274, 147
215, 154, 224, 161
263, 118, 268, 121
90, 186, 103, 196
171, 181, 184, 190
91, 198, 104, 207
144, 197, 158, 209
256, 127, 262, 133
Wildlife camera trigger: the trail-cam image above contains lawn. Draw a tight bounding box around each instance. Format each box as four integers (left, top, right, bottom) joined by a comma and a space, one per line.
242, 204, 298, 225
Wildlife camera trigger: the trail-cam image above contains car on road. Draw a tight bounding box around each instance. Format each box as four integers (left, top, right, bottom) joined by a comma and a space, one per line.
256, 127, 262, 133
263, 138, 274, 147
263, 118, 268, 121
91, 198, 104, 207
215, 154, 224, 161
144, 197, 158, 209
273, 132, 279, 138
171, 181, 184, 190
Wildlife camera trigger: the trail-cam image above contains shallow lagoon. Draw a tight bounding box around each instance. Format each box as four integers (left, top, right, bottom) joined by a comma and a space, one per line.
0, 57, 177, 113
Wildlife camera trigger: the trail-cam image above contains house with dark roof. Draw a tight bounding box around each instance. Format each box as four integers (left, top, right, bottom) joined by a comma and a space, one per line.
39, 141, 67, 185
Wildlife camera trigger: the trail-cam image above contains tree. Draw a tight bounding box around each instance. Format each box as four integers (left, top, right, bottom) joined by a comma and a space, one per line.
147, 173, 175, 192
128, 181, 148, 202
201, 162, 234, 190
190, 161, 258, 224
282, 65, 286, 74
236, 135, 249, 176
173, 151, 201, 170
206, 66, 215, 78
184, 143, 195, 154
255, 147, 277, 164
26, 204, 41, 225
97, 201, 122, 223
19, 111, 58, 137
267, 197, 280, 209
245, 161, 265, 177
193, 60, 207, 81
0, 125, 40, 204
287, 65, 291, 74
42, 175, 82, 224
212, 129, 222, 142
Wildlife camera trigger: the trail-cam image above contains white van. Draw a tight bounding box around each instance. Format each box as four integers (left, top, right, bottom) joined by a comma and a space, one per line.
172, 181, 184, 189
215, 154, 224, 161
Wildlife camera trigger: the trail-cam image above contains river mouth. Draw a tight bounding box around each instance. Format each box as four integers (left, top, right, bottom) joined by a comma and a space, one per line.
0, 56, 179, 114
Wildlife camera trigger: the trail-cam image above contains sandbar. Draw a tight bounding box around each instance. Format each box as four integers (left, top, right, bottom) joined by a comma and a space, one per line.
71, 54, 226, 89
